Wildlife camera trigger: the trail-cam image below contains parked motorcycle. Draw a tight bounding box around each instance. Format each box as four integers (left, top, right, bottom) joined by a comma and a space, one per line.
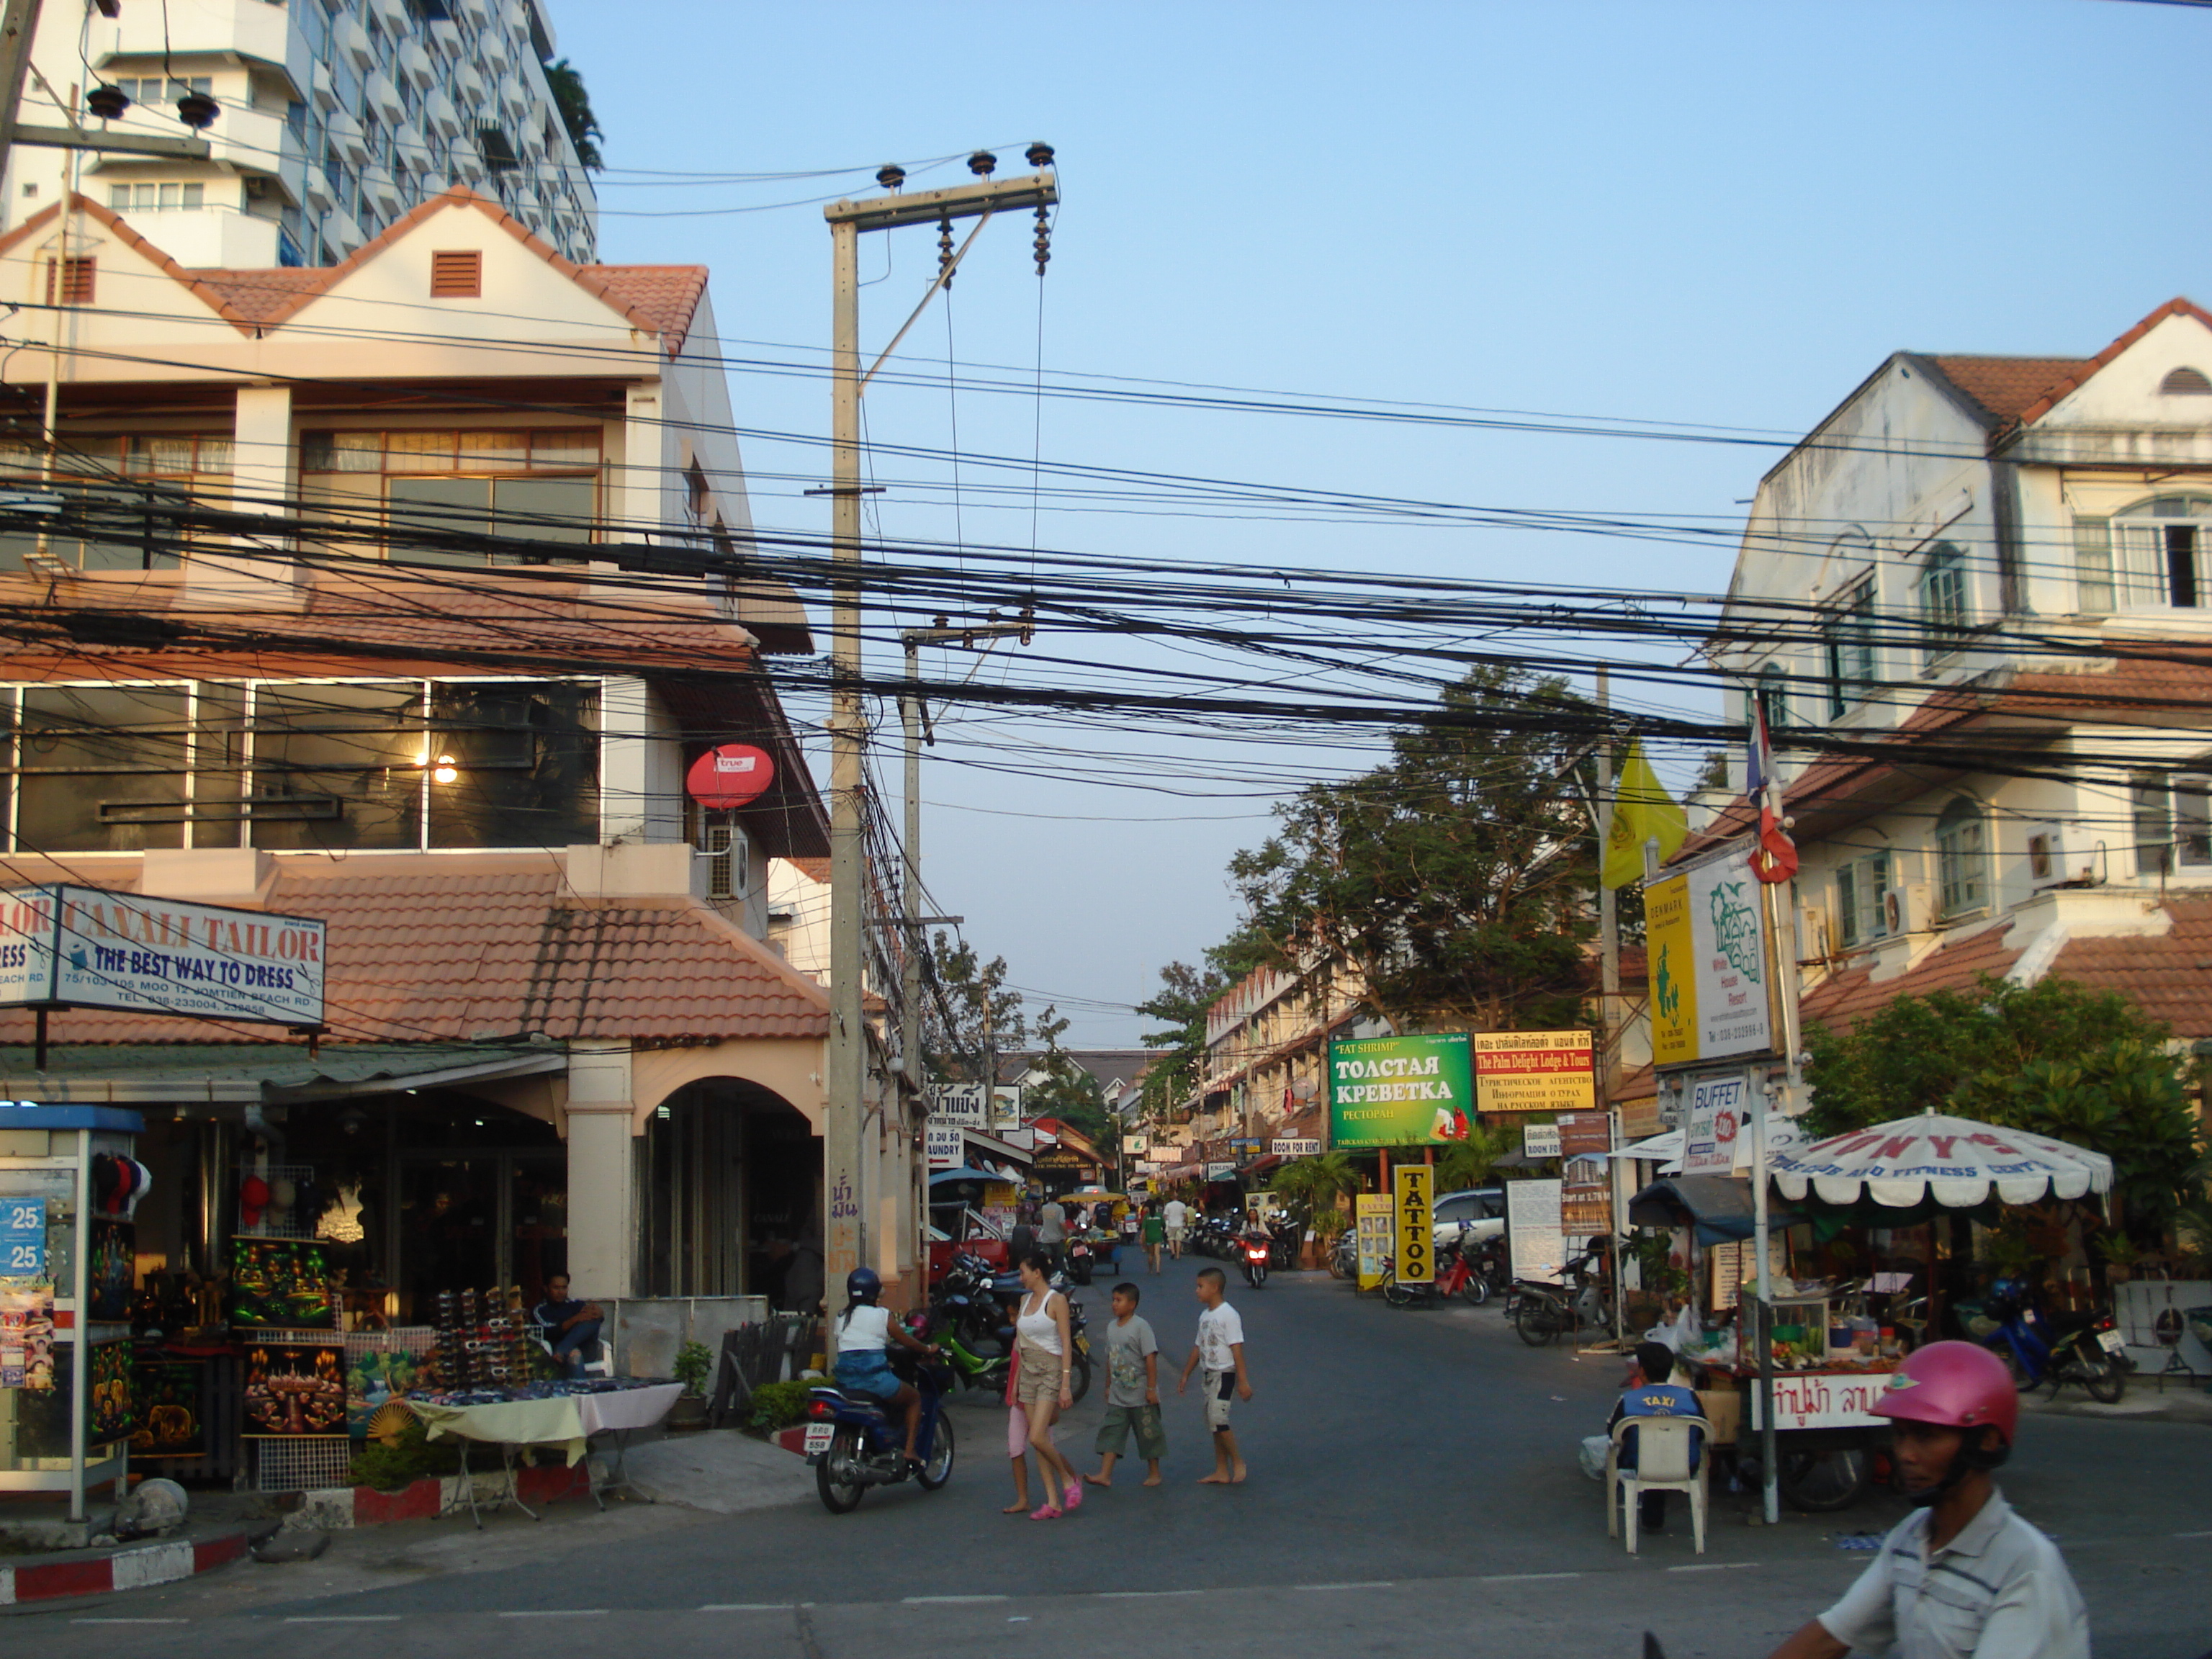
804, 1352, 957, 1514
1066, 1235, 1097, 1285
922, 1292, 1011, 1396
1328, 1229, 1357, 1280
1977, 1276, 2128, 1403
979, 1265, 1094, 1403
1512, 1242, 1614, 1345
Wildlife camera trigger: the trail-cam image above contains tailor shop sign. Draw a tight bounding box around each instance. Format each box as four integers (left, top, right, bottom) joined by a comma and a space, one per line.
0, 885, 325, 1027
1327, 1032, 1473, 1149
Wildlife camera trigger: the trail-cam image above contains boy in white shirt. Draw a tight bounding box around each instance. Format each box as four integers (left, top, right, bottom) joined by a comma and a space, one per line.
1177, 1266, 1253, 1484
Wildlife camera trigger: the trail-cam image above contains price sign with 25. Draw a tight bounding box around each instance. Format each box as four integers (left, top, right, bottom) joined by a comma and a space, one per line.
0, 1197, 46, 1278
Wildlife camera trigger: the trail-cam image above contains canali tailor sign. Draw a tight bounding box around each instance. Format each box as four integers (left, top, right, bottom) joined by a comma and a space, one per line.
0, 884, 326, 1027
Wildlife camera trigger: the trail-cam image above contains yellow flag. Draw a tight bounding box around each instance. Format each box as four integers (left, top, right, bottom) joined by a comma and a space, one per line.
1601, 738, 1687, 890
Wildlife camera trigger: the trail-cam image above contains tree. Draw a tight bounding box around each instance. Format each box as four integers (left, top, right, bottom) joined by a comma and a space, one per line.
543, 60, 604, 171
1804, 974, 2205, 1244
1435, 1121, 1515, 1190
1022, 1042, 1116, 1148
1228, 665, 1599, 1034
922, 932, 1038, 1086
1132, 925, 1271, 1121
1270, 1151, 1357, 1214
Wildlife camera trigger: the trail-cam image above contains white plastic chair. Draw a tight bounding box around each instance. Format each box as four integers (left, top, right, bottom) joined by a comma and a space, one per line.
1605, 1414, 1709, 1555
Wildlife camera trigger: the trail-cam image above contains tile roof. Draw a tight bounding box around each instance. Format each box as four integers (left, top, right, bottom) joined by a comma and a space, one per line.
1798, 923, 2023, 1034
1925, 356, 2092, 426
0, 190, 709, 356
0, 855, 830, 1048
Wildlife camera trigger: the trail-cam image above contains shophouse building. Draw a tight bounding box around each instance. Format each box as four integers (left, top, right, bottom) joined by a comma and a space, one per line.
4, 0, 596, 269
1691, 297, 2212, 1061
0, 186, 924, 1328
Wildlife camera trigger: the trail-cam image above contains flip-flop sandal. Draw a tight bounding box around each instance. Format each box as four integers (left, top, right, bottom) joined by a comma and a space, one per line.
1029, 1503, 1063, 1521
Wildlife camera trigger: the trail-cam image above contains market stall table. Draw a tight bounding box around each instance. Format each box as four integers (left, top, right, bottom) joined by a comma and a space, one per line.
406, 1382, 683, 1527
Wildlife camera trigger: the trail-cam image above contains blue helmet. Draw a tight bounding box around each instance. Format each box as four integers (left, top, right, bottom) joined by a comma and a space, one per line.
845, 1267, 882, 1304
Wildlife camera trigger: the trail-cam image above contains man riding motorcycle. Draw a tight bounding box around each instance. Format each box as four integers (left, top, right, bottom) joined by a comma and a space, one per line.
1763, 1340, 2087, 1659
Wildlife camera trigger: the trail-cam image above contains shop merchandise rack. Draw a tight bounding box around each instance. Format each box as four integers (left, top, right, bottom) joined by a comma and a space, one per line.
235, 1162, 319, 1241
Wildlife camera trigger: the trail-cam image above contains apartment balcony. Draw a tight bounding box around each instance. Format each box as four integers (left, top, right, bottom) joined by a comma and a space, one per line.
424, 88, 463, 140
94, 0, 310, 100
364, 70, 404, 125
399, 38, 436, 90
327, 110, 367, 167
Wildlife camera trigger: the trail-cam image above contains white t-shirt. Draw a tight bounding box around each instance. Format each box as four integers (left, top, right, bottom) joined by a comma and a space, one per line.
1196, 1300, 1245, 1372
1819, 1490, 2088, 1659
1164, 1200, 1189, 1230
839, 1303, 893, 1352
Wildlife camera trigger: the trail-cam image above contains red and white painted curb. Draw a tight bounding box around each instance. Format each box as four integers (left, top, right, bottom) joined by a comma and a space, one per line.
300, 1462, 595, 1529
0, 1533, 248, 1606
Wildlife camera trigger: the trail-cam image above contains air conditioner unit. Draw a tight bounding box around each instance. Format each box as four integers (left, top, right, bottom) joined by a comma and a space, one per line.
1798, 904, 1831, 962
693, 817, 748, 902
1881, 884, 1934, 935
243, 176, 270, 200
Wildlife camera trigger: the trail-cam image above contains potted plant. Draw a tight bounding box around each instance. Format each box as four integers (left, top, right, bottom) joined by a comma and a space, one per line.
669, 1339, 714, 1429
2098, 1232, 2139, 1286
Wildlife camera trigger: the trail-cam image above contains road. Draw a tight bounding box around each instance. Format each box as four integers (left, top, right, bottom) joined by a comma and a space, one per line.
11, 1255, 2211, 1657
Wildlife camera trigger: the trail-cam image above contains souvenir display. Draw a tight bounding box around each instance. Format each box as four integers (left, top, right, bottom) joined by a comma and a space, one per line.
88, 1220, 135, 1321
89, 1339, 134, 1443
242, 1342, 347, 1437
346, 1341, 428, 1440
229, 1238, 333, 1328
0, 1284, 54, 1390
129, 1361, 206, 1458
433, 1287, 532, 1390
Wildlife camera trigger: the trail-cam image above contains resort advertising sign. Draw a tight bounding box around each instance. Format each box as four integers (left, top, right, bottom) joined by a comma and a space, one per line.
1647, 847, 1774, 1068
1327, 1032, 1473, 1148
0, 885, 325, 1028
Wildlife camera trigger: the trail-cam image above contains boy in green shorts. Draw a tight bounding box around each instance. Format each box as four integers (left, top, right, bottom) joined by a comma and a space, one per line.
1084, 1282, 1165, 1488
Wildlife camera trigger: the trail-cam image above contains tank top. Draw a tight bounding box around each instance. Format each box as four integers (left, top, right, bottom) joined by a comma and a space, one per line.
1016, 1287, 1064, 1357
838, 1303, 892, 1352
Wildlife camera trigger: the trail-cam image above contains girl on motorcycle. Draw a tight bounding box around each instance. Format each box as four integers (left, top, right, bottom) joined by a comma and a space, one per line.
830, 1267, 938, 1470
1009, 1253, 1083, 1519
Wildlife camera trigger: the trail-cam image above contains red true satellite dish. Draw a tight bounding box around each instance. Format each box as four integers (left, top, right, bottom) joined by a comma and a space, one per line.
685, 743, 775, 810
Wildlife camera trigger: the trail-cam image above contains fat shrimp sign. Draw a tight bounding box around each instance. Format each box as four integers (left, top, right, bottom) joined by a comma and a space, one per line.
1327, 1032, 1474, 1149
0, 884, 325, 1028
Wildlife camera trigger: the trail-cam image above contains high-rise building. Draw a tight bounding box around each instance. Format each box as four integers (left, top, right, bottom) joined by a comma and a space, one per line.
2, 0, 598, 269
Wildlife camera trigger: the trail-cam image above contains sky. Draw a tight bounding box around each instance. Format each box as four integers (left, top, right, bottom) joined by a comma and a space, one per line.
555, 0, 2212, 1047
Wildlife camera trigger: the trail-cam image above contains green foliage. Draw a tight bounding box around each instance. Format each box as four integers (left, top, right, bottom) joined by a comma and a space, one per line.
349, 1416, 462, 1491
543, 59, 603, 170
745, 1379, 813, 1432
1227, 665, 1599, 1034
1135, 958, 1232, 1121
1022, 1050, 1115, 1146
673, 1340, 714, 1396
1805, 974, 2204, 1239
1270, 1151, 1357, 1213
1434, 1123, 1514, 1190
923, 935, 1051, 1085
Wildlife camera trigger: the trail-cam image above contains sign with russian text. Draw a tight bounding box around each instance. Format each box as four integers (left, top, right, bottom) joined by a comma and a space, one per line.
1681, 1071, 1748, 1178
1506, 1177, 1565, 1285
1271, 1137, 1322, 1156
1647, 848, 1773, 1067
1475, 1030, 1596, 1115
1393, 1165, 1434, 1284
0, 884, 324, 1028
1328, 1032, 1473, 1148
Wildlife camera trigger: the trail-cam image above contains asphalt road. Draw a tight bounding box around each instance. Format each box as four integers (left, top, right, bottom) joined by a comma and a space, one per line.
14, 1254, 2212, 1657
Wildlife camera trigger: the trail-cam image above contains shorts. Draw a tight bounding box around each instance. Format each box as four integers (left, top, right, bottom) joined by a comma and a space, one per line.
1166, 1226, 1187, 1244
1014, 1344, 1067, 1415
1096, 1403, 1167, 1461
832, 1351, 901, 1403
1203, 1367, 1236, 1431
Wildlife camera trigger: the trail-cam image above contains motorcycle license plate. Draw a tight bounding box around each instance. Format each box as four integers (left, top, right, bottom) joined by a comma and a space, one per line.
802, 1422, 835, 1456
2096, 1328, 2125, 1354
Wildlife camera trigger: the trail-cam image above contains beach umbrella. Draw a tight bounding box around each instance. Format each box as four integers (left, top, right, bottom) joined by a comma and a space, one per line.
1768, 1109, 2111, 1213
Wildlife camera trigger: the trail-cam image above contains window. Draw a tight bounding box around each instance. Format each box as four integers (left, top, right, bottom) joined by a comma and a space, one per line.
0, 434, 229, 572
430, 249, 482, 297
1822, 582, 1877, 716
1833, 850, 1892, 949
112, 76, 212, 109
1934, 796, 1987, 917
2130, 772, 2212, 878
109, 181, 206, 211
45, 256, 95, 304
11, 685, 190, 853
300, 427, 601, 566
2074, 515, 2113, 613
1917, 541, 1968, 664
2160, 367, 2212, 395
1754, 662, 1790, 730
2110, 494, 2212, 609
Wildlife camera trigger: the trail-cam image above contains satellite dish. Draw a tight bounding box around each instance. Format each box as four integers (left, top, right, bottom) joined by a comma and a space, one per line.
685, 743, 775, 811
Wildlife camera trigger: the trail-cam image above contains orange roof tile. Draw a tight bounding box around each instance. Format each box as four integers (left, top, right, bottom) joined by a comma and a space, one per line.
1925, 356, 2092, 426
578, 266, 709, 355
1799, 924, 2023, 1034
0, 856, 829, 1047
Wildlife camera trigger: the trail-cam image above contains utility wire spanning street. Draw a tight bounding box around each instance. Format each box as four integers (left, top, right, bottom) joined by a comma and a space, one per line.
15, 1259, 2207, 1659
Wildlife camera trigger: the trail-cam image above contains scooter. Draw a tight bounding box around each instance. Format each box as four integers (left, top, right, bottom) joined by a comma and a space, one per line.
1978, 1277, 2128, 1403
804, 1349, 957, 1514
922, 1292, 1011, 1395
1240, 1231, 1271, 1289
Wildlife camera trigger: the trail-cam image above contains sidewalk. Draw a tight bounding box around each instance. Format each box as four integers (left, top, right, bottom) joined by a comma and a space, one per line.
2018, 1378, 2212, 1426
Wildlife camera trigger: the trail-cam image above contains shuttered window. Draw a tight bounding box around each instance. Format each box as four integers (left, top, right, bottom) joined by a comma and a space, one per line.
44, 256, 95, 304
429, 249, 481, 298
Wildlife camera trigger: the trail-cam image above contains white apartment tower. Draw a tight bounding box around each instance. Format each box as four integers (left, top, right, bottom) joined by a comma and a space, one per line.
2, 0, 598, 269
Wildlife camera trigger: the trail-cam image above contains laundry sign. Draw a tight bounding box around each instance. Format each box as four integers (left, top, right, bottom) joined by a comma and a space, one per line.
0, 885, 325, 1028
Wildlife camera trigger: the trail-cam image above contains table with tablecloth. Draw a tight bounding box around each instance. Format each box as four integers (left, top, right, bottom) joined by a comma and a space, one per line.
405, 1383, 684, 1523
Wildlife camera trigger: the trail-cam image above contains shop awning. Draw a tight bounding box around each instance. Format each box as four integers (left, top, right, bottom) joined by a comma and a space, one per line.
1609, 1130, 1683, 1169
0, 1041, 567, 1105
961, 1128, 1033, 1168
1629, 1175, 1800, 1245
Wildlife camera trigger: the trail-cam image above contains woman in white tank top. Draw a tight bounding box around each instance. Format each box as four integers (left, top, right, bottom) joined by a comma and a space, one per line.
1008, 1253, 1081, 1519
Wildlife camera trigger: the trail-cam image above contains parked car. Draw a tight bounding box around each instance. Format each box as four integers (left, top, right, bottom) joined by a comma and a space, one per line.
1432, 1187, 1506, 1253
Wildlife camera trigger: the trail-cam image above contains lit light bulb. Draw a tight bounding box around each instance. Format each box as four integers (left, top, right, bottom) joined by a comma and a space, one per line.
431, 755, 458, 784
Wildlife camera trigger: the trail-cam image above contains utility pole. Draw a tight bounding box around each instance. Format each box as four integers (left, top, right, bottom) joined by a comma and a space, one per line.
0, 0, 212, 181
822, 155, 1057, 1338
1595, 667, 1626, 1352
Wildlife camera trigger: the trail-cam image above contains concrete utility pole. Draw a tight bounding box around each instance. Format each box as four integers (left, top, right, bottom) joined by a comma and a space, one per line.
822, 158, 1057, 1335
1595, 666, 1627, 1353
0, 0, 212, 179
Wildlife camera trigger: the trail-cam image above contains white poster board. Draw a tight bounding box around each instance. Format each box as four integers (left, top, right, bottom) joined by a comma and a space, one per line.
1506, 1178, 1565, 1285
1681, 1071, 1749, 1178
1521, 1123, 1561, 1159
925, 1124, 964, 1169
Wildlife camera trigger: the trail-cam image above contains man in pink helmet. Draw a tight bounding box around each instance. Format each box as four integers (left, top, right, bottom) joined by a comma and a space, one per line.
1766, 1340, 2087, 1659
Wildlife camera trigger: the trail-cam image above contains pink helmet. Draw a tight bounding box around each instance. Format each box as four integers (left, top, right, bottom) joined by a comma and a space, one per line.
1869, 1340, 2018, 1447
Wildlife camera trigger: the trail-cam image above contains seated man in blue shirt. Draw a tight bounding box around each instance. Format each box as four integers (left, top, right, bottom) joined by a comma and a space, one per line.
1608, 1341, 1702, 1534
533, 1274, 605, 1377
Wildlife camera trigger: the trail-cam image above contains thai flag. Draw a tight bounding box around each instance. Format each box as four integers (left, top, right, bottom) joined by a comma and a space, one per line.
1748, 701, 1797, 884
